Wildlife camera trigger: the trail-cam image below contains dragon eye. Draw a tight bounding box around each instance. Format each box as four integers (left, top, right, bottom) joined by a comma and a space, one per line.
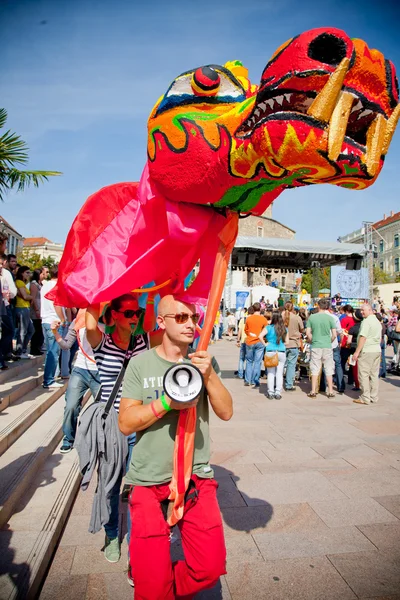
308, 33, 348, 66
155, 65, 245, 115
192, 66, 221, 96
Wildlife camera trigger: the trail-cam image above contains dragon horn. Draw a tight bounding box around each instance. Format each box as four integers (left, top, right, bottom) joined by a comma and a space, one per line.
328, 91, 356, 161
365, 114, 387, 177
307, 57, 350, 122
382, 104, 400, 155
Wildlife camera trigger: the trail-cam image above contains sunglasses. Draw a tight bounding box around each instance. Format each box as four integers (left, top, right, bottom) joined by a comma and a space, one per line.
115, 309, 143, 318
162, 313, 200, 325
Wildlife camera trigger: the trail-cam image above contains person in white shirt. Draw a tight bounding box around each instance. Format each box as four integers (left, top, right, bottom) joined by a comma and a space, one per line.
0, 254, 17, 363
41, 266, 66, 389
51, 315, 101, 453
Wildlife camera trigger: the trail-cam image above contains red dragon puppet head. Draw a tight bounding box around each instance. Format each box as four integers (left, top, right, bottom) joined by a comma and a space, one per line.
147, 27, 399, 216
50, 27, 399, 310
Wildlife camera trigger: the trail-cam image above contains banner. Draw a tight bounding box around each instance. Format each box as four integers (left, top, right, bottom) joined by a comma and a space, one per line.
330, 266, 369, 300
236, 291, 249, 310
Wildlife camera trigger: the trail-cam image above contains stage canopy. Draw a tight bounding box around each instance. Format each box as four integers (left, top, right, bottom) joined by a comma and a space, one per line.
232, 236, 366, 271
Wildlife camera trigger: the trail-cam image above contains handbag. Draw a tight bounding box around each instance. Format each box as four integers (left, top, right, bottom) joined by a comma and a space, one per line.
264, 351, 279, 368
387, 326, 400, 342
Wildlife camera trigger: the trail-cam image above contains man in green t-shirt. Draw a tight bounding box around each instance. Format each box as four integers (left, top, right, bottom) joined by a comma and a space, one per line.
119, 295, 233, 599
352, 303, 382, 405
306, 298, 337, 398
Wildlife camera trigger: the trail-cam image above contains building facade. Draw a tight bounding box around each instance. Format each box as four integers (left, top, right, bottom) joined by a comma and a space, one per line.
339, 211, 400, 278
0, 216, 24, 255
23, 237, 64, 262
233, 204, 297, 291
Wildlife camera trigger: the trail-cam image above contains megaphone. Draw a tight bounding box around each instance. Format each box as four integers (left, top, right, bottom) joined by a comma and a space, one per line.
163, 363, 204, 403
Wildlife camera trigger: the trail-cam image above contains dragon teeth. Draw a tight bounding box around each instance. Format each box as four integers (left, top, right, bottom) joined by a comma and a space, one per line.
307, 57, 350, 122
284, 93, 292, 102
358, 109, 373, 119
365, 114, 387, 176
275, 95, 284, 106
328, 91, 355, 161
382, 104, 400, 154
259, 102, 267, 111
351, 99, 363, 113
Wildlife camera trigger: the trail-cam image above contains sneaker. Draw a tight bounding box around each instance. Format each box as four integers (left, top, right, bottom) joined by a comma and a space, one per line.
104, 536, 121, 563
0, 364, 9, 371
285, 386, 296, 391
59, 442, 73, 454
275, 393, 282, 400
43, 382, 65, 389
127, 561, 134, 587
244, 382, 250, 386
267, 392, 275, 399
20, 353, 33, 359
6, 354, 20, 362
251, 384, 260, 389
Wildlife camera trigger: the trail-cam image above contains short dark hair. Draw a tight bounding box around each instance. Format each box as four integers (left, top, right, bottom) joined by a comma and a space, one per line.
247, 306, 255, 315
50, 265, 59, 279
344, 304, 354, 314
318, 298, 330, 310
252, 302, 261, 312
6, 254, 16, 261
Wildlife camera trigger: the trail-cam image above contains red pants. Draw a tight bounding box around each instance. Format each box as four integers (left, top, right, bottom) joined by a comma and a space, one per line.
129, 475, 226, 600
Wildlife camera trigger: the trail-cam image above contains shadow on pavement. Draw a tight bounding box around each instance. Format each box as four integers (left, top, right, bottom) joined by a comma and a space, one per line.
213, 465, 273, 534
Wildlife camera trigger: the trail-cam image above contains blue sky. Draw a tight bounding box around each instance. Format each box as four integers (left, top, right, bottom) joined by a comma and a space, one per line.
1, 0, 399, 244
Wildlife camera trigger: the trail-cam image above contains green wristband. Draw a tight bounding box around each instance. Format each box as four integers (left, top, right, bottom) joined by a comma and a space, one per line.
160, 394, 171, 412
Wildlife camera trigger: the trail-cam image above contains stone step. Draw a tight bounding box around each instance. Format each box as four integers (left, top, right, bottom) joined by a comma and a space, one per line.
0, 363, 45, 414
0, 394, 67, 528
0, 355, 44, 385
0, 445, 82, 600
0, 382, 68, 457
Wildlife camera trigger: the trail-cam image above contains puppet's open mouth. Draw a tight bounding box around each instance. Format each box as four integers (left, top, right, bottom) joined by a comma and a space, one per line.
235, 58, 391, 177
236, 88, 382, 148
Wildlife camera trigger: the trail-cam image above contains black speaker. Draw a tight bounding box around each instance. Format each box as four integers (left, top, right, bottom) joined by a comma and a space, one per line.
346, 257, 362, 270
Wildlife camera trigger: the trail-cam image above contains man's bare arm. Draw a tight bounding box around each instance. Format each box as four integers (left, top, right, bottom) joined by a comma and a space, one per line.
119, 395, 199, 435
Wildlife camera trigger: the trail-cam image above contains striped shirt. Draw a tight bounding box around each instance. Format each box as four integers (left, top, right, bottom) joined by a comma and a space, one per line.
93, 333, 149, 412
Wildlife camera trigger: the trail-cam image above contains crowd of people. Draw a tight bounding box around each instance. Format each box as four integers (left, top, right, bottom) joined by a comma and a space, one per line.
234, 296, 400, 405
2, 224, 399, 598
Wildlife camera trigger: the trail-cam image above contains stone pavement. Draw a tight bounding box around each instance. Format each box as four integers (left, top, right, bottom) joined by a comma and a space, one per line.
40, 340, 400, 599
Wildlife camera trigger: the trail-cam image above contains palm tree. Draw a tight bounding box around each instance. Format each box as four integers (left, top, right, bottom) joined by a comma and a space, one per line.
0, 108, 61, 201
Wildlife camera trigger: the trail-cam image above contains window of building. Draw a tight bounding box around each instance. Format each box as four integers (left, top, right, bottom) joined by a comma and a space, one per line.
281, 276, 286, 288
380, 262, 384, 270
395, 234, 399, 248
257, 226, 263, 237
395, 257, 400, 273
379, 240, 384, 253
